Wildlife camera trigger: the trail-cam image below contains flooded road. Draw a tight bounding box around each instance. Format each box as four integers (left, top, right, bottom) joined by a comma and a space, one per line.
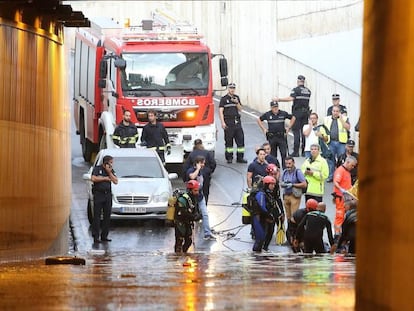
0, 251, 355, 310
0, 102, 356, 310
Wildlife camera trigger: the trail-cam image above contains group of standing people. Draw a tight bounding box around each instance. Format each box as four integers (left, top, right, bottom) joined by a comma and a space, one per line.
91, 76, 358, 255
221, 75, 358, 254
112, 109, 171, 163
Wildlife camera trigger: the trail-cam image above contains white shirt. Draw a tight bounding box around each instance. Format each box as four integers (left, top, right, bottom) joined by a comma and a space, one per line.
303, 124, 319, 152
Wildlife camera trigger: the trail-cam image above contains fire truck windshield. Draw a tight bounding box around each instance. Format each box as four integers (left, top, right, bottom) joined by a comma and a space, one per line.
120, 52, 209, 96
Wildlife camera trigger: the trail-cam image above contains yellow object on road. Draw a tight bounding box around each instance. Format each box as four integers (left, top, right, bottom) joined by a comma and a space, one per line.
276, 219, 286, 245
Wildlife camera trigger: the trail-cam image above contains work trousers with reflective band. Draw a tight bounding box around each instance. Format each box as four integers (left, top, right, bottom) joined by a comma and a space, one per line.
283, 193, 302, 221
334, 197, 345, 234
224, 123, 245, 161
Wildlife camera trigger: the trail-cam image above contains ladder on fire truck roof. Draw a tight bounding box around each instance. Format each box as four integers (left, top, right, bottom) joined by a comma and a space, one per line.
121, 8, 203, 42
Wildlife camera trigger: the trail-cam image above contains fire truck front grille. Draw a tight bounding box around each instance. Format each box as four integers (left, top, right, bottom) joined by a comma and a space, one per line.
135, 108, 197, 122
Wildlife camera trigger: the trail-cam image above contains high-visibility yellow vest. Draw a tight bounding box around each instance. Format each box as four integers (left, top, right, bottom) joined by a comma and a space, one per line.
323, 116, 348, 143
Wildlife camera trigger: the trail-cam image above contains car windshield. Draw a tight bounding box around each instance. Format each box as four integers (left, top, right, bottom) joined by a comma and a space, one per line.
112, 157, 164, 178
120, 52, 209, 95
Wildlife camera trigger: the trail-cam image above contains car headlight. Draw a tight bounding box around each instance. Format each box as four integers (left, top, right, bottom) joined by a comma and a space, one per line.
152, 191, 170, 203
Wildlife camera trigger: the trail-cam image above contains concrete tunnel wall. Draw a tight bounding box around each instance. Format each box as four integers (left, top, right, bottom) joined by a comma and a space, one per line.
0, 17, 70, 261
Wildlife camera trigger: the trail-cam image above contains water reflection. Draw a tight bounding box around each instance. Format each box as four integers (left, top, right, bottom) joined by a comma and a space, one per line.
0, 251, 355, 310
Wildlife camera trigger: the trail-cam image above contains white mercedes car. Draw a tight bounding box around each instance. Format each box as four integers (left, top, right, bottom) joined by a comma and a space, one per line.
83, 148, 178, 224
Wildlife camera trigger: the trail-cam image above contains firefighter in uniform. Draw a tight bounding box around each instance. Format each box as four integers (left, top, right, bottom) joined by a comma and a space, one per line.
257, 101, 295, 169
219, 83, 247, 164
91, 155, 118, 243
274, 75, 311, 157
174, 180, 201, 253
112, 110, 139, 148
141, 109, 171, 164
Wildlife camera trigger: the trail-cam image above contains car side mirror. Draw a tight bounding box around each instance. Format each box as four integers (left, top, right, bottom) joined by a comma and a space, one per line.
168, 173, 178, 180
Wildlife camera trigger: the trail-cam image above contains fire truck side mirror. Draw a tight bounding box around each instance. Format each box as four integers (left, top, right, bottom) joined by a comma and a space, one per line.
114, 58, 126, 69
98, 79, 106, 89
221, 77, 228, 87
99, 60, 107, 79
219, 58, 228, 77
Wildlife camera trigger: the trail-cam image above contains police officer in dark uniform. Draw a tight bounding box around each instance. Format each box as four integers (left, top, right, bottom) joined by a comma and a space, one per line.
91, 155, 118, 243
219, 83, 247, 164
327, 94, 348, 116
275, 75, 311, 157
257, 101, 295, 169
182, 139, 217, 203
141, 109, 171, 164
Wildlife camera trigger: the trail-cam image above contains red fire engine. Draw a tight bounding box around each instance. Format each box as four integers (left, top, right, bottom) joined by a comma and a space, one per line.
73, 11, 228, 162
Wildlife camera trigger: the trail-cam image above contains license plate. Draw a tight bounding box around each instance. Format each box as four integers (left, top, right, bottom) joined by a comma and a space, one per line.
121, 206, 146, 213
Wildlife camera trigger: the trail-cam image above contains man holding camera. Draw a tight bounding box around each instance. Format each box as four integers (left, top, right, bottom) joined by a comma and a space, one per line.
219, 83, 247, 164
257, 100, 295, 169
91, 155, 118, 244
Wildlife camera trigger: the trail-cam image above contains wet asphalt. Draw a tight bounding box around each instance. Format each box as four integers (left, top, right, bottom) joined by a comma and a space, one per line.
0, 104, 355, 310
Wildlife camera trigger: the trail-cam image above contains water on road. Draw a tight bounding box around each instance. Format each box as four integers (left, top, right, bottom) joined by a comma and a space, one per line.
0, 249, 355, 310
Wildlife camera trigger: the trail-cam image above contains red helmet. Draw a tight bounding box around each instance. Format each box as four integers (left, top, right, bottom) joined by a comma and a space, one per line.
263, 176, 276, 185
266, 163, 277, 174
306, 199, 318, 211
186, 180, 200, 190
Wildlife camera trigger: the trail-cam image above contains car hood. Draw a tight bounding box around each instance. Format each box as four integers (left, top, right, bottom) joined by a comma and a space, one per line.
112, 178, 170, 195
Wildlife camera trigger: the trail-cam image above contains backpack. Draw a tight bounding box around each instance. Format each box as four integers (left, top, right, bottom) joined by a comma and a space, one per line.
246, 189, 261, 214
241, 188, 262, 224
167, 189, 201, 226
241, 174, 266, 224
295, 169, 308, 194
166, 189, 184, 226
